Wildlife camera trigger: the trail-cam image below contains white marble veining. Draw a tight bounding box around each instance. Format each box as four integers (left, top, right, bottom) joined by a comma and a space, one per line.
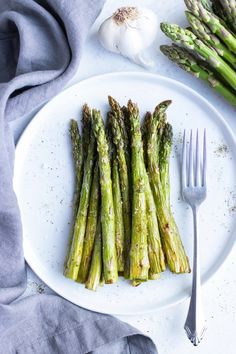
12, 1, 236, 353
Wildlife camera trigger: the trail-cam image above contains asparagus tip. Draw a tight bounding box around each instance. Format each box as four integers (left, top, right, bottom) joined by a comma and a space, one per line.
82, 103, 91, 115
154, 100, 172, 117
127, 99, 139, 115
108, 95, 121, 111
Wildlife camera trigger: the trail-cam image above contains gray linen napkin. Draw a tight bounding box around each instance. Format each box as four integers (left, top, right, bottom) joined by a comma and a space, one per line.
0, 1, 158, 353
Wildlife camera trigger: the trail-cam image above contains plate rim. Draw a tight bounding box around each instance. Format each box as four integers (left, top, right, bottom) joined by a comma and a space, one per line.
15, 71, 236, 315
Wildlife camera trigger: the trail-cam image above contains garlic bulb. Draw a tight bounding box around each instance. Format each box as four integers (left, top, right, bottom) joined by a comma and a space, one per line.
98, 7, 158, 67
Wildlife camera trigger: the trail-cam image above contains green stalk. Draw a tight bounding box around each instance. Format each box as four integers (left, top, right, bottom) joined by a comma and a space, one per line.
156, 114, 167, 166
121, 105, 131, 145
108, 102, 131, 279
77, 162, 99, 283
201, 0, 212, 11
70, 119, 84, 194
160, 23, 236, 91
186, 11, 236, 68
159, 122, 173, 210
219, 0, 236, 32
108, 96, 131, 167
160, 44, 236, 107
82, 103, 92, 155
92, 109, 118, 284
142, 113, 166, 275
144, 164, 166, 275
128, 100, 149, 281
184, 0, 236, 53
85, 219, 102, 291
64, 119, 83, 271
65, 109, 96, 280
112, 157, 125, 272
147, 101, 190, 274
212, 0, 236, 32
142, 112, 152, 168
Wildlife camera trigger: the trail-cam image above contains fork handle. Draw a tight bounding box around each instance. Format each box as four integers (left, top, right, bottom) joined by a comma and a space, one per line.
184, 205, 206, 346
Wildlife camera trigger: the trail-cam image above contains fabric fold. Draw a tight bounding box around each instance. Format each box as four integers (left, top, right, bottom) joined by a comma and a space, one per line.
0, 295, 157, 354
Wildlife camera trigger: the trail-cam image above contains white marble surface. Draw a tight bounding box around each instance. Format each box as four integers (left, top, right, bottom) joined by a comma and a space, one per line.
12, 1, 236, 353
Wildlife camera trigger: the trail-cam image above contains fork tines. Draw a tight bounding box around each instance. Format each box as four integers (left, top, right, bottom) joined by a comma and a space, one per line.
182, 129, 207, 188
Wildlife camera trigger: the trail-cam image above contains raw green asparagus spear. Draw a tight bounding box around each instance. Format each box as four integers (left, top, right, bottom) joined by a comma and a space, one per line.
219, 0, 236, 32
91, 109, 118, 284
184, 0, 236, 53
186, 11, 236, 68
77, 162, 99, 283
200, 0, 235, 34
160, 44, 236, 106
64, 120, 83, 270
212, 0, 227, 18
160, 23, 236, 91
147, 101, 190, 274
159, 122, 173, 210
85, 219, 102, 291
65, 109, 96, 280
200, 0, 236, 33
201, 0, 213, 10
128, 100, 149, 281
212, 0, 235, 31
112, 157, 125, 272
108, 108, 131, 279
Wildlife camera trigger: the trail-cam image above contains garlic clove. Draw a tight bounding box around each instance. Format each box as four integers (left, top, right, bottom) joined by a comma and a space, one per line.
118, 27, 144, 57
99, 18, 121, 54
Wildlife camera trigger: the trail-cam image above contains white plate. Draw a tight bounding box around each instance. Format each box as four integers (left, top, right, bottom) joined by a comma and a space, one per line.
14, 72, 236, 315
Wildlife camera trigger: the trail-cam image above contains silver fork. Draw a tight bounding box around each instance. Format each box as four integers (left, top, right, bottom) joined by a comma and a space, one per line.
182, 129, 207, 346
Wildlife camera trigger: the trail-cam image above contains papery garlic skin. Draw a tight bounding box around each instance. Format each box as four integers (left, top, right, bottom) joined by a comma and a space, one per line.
98, 7, 158, 67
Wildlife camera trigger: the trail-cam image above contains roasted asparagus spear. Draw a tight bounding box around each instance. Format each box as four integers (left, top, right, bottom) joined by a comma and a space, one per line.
85, 218, 102, 291
128, 100, 149, 281
64, 119, 83, 270
65, 105, 96, 280
112, 157, 125, 272
108, 104, 131, 278
77, 162, 99, 283
147, 101, 190, 273
92, 109, 118, 284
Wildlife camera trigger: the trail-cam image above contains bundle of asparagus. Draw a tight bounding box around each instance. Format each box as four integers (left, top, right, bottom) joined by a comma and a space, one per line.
64, 98, 190, 291
160, 0, 236, 107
